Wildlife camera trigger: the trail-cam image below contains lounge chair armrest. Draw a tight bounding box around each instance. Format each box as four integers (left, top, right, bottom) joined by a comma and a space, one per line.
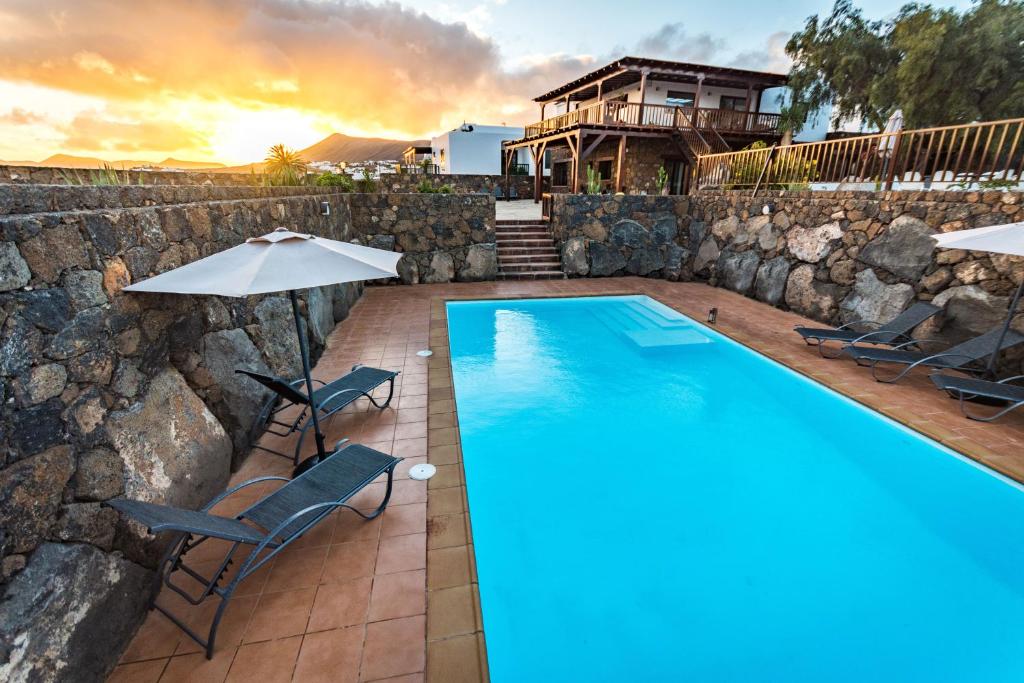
906, 352, 977, 370
850, 330, 911, 344
287, 377, 326, 388
998, 375, 1024, 385
234, 502, 349, 576
836, 319, 882, 331
890, 338, 944, 350
201, 476, 291, 512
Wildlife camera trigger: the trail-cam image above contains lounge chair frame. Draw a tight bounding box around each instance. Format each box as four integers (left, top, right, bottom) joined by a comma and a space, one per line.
795, 302, 940, 358
932, 374, 1024, 422
842, 329, 1024, 383
107, 444, 400, 658
244, 364, 398, 464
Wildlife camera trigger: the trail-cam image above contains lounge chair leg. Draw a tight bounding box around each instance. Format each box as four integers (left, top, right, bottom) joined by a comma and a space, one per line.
205, 588, 235, 659
338, 463, 398, 521
368, 378, 396, 410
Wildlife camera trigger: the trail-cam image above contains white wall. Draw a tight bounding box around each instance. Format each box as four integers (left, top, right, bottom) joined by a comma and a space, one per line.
576, 80, 760, 111
431, 124, 535, 175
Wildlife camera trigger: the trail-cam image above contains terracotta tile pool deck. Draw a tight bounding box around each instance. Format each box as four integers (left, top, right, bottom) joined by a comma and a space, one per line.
110, 278, 1024, 683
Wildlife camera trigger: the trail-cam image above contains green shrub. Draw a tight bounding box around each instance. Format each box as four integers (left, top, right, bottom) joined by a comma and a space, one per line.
416, 180, 452, 193
315, 172, 354, 191
356, 167, 377, 193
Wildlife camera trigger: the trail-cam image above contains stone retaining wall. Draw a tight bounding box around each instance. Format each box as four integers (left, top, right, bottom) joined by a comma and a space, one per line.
0, 165, 537, 198
349, 193, 497, 284
377, 173, 535, 198
550, 190, 1024, 370
0, 165, 257, 186
0, 185, 360, 681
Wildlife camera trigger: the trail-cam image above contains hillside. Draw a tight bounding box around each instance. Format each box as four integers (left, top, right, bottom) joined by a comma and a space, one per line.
2, 154, 224, 169
298, 133, 428, 163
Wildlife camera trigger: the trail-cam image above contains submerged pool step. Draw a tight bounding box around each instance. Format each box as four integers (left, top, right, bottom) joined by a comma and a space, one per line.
590, 301, 710, 348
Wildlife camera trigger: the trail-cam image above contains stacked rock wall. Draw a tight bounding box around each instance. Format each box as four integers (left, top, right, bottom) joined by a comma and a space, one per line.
348, 193, 498, 284
550, 190, 1024, 370
0, 185, 361, 681
0, 165, 537, 198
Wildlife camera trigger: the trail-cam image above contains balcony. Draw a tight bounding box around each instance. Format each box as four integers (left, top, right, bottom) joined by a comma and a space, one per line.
521, 100, 782, 140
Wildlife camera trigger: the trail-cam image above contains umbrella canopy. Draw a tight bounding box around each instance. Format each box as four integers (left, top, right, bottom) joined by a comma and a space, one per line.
932, 222, 1024, 376
124, 227, 401, 297
932, 221, 1024, 257
877, 109, 904, 156
125, 227, 402, 469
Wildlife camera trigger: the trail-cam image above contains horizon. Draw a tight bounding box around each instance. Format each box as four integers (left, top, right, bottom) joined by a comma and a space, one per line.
0, 0, 973, 165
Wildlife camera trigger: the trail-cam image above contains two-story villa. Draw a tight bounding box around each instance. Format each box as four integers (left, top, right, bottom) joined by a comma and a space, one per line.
503, 56, 789, 196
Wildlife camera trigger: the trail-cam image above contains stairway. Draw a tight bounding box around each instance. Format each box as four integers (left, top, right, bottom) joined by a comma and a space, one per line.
494, 220, 564, 280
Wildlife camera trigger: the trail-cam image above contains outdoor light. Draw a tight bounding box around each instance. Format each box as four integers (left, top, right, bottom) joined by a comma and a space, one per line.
707, 307, 718, 324
762, 203, 773, 215
320, 201, 331, 216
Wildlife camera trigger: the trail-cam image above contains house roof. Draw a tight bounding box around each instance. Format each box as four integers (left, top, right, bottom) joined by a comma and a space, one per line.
533, 56, 788, 103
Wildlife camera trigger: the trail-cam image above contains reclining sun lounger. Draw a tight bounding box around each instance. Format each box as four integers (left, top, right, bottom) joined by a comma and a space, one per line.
930, 373, 1024, 422
105, 443, 400, 658
795, 302, 941, 358
241, 365, 399, 464
841, 328, 1024, 383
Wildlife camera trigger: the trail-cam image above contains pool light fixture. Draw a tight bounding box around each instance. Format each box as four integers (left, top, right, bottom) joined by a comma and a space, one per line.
417, 349, 434, 357
707, 307, 718, 324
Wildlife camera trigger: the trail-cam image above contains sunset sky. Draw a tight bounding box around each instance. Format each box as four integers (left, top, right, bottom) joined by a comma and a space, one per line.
0, 0, 972, 165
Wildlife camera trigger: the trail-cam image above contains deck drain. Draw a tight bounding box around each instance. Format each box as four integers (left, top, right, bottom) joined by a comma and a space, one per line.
416, 349, 433, 357
408, 463, 437, 481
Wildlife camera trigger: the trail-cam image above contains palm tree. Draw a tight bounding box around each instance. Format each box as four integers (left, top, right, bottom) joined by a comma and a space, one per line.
264, 144, 308, 185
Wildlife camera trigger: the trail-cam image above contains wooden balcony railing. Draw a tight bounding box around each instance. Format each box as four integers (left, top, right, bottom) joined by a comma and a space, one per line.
693, 117, 1024, 192
522, 101, 782, 139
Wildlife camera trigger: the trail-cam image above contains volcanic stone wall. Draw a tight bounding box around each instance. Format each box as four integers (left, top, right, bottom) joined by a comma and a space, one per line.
378, 173, 536, 198
348, 193, 498, 284
0, 164, 258, 186
0, 164, 538, 198
551, 190, 1024, 370
0, 184, 361, 681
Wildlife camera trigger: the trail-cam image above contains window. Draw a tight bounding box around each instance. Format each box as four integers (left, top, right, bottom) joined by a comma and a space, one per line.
665, 90, 695, 107
596, 159, 613, 180
543, 150, 552, 171
552, 161, 569, 186
720, 96, 748, 111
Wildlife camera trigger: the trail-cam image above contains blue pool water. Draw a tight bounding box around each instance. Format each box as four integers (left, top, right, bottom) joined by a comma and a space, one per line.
446, 295, 1024, 683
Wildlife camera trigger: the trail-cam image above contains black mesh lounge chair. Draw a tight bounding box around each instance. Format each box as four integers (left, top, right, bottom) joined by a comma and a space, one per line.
493, 186, 504, 200
105, 443, 400, 658
841, 328, 1024, 383
930, 373, 1024, 422
241, 365, 399, 464
508, 185, 519, 200
795, 302, 941, 358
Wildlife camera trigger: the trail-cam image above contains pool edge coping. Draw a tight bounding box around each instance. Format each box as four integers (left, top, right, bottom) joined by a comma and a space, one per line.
424, 286, 1024, 682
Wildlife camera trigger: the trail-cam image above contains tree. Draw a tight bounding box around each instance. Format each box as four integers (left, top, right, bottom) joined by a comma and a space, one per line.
264, 144, 308, 185
783, 0, 1024, 132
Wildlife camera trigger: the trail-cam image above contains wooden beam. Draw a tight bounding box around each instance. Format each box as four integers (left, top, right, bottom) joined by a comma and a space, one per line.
536, 67, 629, 105
571, 131, 582, 193
615, 135, 627, 193
579, 133, 607, 162
638, 68, 649, 125
533, 141, 547, 203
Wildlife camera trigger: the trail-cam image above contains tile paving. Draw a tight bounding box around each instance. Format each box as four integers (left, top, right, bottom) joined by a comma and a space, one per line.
111, 278, 1024, 682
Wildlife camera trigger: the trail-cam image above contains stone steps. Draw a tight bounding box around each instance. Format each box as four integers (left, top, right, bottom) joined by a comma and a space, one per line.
494, 220, 564, 279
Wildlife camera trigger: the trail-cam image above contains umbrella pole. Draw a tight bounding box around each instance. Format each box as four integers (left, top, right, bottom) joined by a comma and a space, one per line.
290, 290, 328, 462
986, 278, 1024, 377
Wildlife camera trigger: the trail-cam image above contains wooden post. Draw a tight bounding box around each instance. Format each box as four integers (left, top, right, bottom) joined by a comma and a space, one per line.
597, 79, 604, 102
615, 135, 627, 193
638, 69, 649, 125
570, 132, 582, 193
745, 83, 753, 131
692, 73, 704, 126
540, 103, 546, 121
532, 142, 547, 203
883, 131, 904, 191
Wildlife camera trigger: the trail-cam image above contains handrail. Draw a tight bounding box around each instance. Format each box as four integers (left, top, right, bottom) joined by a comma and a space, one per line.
694, 117, 1024, 191
522, 103, 782, 139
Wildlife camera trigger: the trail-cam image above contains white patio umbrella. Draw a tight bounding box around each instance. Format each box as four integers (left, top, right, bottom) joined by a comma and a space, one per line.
933, 221, 1024, 375
124, 227, 401, 461
877, 109, 904, 156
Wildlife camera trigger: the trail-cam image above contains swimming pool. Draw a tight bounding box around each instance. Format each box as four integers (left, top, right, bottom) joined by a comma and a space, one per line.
446, 295, 1024, 682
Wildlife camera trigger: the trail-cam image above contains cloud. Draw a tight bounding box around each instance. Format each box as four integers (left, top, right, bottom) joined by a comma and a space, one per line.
0, 107, 49, 125
0, 2, 795, 160
632, 23, 727, 64
729, 31, 792, 74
